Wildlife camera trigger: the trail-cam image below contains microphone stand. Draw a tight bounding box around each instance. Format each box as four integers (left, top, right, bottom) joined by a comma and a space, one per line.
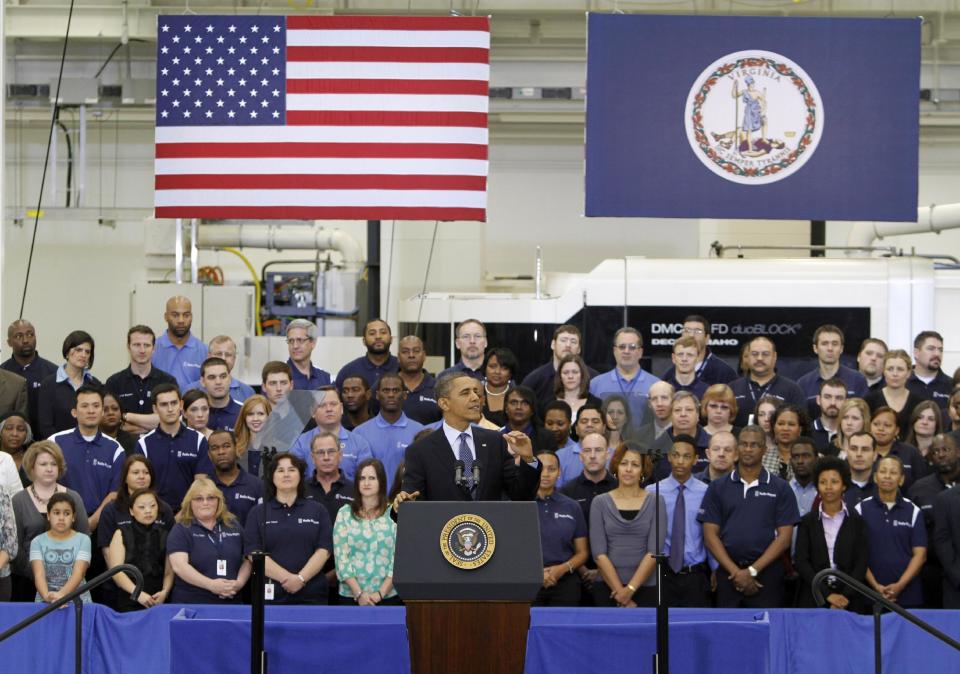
250, 445, 278, 674
650, 445, 669, 674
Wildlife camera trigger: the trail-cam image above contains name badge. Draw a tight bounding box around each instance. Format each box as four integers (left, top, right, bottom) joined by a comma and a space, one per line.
264, 581, 275, 601
217, 559, 227, 577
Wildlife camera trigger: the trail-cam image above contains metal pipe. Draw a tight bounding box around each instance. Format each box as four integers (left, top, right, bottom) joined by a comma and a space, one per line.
847, 203, 960, 249
197, 224, 364, 268
189, 218, 198, 282
535, 246, 542, 299
712, 242, 899, 256
174, 219, 183, 284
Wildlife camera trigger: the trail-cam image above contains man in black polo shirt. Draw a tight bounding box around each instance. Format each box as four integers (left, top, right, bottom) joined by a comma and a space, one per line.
699, 425, 800, 608
340, 376, 372, 431
908, 433, 959, 608
857, 338, 888, 392
809, 378, 846, 456
907, 331, 952, 410
397, 335, 441, 425
208, 429, 262, 527
105, 325, 177, 435
202, 357, 241, 432
729, 336, 805, 427
2, 319, 58, 429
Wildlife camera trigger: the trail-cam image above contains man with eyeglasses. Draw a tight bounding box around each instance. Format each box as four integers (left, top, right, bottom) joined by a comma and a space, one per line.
290, 386, 370, 482
589, 327, 661, 427
439, 319, 488, 381
662, 336, 708, 400
285, 319, 332, 390
810, 378, 846, 456
184, 335, 255, 403
354, 373, 425, 493
909, 433, 959, 608
335, 319, 399, 390
728, 336, 805, 427
208, 429, 262, 527
661, 315, 737, 387
796, 325, 868, 417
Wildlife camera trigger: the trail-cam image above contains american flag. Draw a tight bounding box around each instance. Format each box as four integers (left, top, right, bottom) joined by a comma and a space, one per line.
154, 15, 489, 221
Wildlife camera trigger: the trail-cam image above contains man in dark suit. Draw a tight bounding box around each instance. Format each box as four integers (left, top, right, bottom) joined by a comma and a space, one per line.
394, 373, 541, 505
0, 369, 28, 417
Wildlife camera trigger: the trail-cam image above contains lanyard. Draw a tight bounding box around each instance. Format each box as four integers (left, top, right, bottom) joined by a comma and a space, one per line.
747, 376, 775, 407
694, 352, 710, 379
202, 522, 225, 556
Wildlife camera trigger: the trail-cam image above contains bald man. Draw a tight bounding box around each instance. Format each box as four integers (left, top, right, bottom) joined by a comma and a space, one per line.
151, 296, 208, 390
2, 319, 58, 428
397, 335, 442, 424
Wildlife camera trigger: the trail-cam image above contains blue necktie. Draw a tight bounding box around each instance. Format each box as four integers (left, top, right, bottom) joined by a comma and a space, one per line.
458, 433, 474, 492
669, 484, 686, 573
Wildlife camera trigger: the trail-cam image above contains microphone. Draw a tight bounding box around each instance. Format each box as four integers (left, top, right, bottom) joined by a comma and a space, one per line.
454, 460, 465, 487
472, 462, 480, 488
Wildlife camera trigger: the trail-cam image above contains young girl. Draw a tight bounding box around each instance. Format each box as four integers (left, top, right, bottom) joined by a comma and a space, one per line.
108, 488, 173, 611
29, 492, 92, 604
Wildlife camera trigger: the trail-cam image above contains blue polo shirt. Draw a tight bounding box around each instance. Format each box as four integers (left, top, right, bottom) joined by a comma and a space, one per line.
336, 354, 400, 390
243, 497, 333, 603
137, 424, 212, 509
728, 374, 806, 427
856, 494, 927, 607
290, 426, 371, 482
796, 364, 869, 414
555, 437, 583, 487
213, 468, 263, 527
697, 467, 800, 563
354, 413, 424, 493
184, 377, 256, 403
537, 491, 588, 566
51, 429, 125, 515
168, 520, 246, 604
906, 370, 953, 410
658, 475, 709, 567
208, 399, 242, 433
588, 367, 661, 427
402, 371, 442, 425
438, 361, 484, 381
152, 332, 208, 391
287, 358, 332, 391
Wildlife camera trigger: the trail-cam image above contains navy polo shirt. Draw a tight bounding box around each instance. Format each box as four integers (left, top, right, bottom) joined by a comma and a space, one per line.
856, 494, 927, 606
137, 424, 212, 509
214, 468, 263, 527
208, 399, 242, 433
661, 350, 738, 387
97, 498, 176, 548
844, 480, 877, 510
168, 520, 247, 603
104, 365, 178, 415
287, 358, 332, 391
51, 428, 125, 515
402, 371, 442, 425
305, 475, 355, 525
1, 354, 57, 429
651, 428, 711, 481
906, 370, 953, 410
810, 419, 839, 456
243, 497, 333, 603
438, 360, 484, 381
152, 332, 208, 392
697, 468, 800, 563
537, 491, 588, 566
661, 374, 708, 401
354, 413, 425, 493
729, 375, 806, 427
796, 364, 869, 415
335, 354, 400, 389
882, 442, 928, 491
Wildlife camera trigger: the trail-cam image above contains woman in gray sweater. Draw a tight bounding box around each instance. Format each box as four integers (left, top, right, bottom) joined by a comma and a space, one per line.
589, 442, 666, 607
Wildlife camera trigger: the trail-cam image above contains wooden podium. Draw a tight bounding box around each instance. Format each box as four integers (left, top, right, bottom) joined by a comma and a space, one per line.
393, 502, 543, 674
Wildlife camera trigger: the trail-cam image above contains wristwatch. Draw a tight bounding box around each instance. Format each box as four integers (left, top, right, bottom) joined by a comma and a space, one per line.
296, 573, 306, 584
747, 566, 759, 578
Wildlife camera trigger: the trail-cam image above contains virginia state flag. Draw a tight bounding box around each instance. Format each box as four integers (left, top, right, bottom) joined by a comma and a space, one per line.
585, 15, 920, 221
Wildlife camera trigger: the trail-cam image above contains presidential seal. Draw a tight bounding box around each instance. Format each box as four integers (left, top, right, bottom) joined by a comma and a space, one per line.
439, 514, 496, 570
684, 50, 823, 185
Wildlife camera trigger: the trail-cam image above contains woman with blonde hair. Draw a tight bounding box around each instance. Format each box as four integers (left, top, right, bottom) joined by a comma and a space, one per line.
167, 477, 250, 603
234, 394, 273, 477
833, 398, 871, 458
866, 350, 925, 437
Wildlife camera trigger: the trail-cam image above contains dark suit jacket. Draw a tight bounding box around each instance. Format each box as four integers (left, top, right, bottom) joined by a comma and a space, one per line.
933, 487, 960, 591
794, 508, 869, 610
0, 370, 28, 417
401, 426, 541, 502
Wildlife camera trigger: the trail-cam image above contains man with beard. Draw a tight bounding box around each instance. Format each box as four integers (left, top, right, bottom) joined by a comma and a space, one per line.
152, 296, 208, 391
810, 378, 846, 456
439, 319, 487, 381
340, 376, 372, 431
202, 358, 242, 432
397, 335, 441, 425
907, 331, 953, 410
208, 429, 262, 527
355, 373, 425, 493
1, 319, 56, 427
909, 433, 960, 608
858, 338, 888, 392
522, 325, 597, 410
336, 319, 399, 389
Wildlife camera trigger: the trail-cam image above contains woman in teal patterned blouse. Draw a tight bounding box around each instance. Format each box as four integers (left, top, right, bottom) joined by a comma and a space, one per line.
333, 458, 399, 605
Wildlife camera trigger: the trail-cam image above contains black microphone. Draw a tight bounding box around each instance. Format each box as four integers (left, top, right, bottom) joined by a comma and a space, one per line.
472, 462, 480, 488
454, 460, 465, 487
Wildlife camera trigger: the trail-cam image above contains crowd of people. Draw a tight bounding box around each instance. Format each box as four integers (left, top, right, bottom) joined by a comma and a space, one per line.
0, 297, 959, 613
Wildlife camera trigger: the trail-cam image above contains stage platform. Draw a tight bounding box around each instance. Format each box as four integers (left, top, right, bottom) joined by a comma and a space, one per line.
1, 603, 958, 673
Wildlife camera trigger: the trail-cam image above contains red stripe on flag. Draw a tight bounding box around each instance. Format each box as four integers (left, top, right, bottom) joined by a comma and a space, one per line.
156, 206, 486, 221
286, 16, 490, 32
286, 111, 487, 127
156, 142, 487, 160
287, 46, 488, 64
286, 78, 489, 95
155, 174, 487, 191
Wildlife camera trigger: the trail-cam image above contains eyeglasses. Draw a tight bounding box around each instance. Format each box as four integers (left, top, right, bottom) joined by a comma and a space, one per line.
682, 327, 705, 335
287, 337, 312, 346
616, 343, 640, 352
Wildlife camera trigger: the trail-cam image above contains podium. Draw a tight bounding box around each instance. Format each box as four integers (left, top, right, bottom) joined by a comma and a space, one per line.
394, 501, 543, 674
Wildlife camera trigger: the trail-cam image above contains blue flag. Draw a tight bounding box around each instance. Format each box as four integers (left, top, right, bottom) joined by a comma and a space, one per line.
585, 15, 920, 221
